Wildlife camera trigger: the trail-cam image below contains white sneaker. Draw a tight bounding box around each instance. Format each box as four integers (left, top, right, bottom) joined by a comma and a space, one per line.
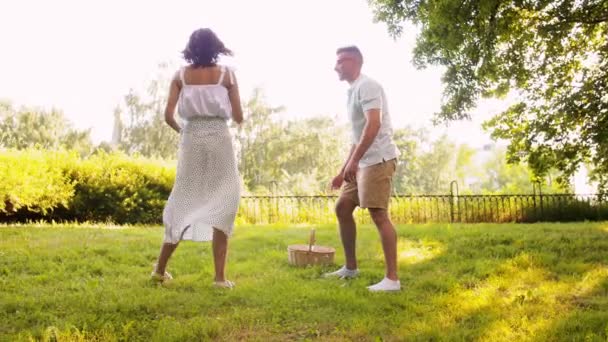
323, 265, 359, 279
367, 277, 401, 292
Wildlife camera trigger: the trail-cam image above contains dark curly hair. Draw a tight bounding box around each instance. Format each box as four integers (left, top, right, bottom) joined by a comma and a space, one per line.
182, 28, 233, 67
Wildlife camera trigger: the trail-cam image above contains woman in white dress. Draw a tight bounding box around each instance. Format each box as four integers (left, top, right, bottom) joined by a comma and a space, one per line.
151, 28, 243, 288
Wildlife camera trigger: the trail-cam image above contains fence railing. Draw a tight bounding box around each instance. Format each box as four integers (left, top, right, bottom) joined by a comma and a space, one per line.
236, 194, 607, 224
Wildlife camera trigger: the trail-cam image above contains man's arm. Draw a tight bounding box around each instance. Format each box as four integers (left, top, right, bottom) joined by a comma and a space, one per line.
350, 108, 381, 163
340, 144, 357, 173
343, 109, 381, 182
331, 144, 356, 190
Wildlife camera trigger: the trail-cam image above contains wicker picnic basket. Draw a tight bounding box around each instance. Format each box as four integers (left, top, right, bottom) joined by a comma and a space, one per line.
287, 229, 335, 266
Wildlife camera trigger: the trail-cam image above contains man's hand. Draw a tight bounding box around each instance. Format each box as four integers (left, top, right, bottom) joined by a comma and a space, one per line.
343, 159, 359, 183
330, 174, 344, 190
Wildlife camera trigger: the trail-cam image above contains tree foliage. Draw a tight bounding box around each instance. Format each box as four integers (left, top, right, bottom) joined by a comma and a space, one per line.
234, 89, 348, 194
0, 101, 92, 155
116, 63, 180, 159
369, 0, 608, 191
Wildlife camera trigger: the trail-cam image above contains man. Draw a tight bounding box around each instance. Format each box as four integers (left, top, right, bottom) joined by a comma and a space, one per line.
324, 45, 401, 292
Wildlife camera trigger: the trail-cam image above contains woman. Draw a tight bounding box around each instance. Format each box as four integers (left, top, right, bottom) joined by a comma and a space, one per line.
151, 28, 243, 288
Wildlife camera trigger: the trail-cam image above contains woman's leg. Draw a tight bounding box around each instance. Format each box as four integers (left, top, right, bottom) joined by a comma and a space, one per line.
212, 228, 229, 282
155, 242, 178, 275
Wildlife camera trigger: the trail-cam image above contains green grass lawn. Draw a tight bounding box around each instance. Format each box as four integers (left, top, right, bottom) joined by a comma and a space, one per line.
1, 222, 607, 341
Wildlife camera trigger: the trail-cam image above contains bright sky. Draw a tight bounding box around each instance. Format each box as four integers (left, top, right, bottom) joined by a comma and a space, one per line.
1, 0, 506, 146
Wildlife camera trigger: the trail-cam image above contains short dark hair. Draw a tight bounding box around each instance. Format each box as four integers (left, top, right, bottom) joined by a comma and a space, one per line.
336, 45, 363, 63
182, 28, 233, 67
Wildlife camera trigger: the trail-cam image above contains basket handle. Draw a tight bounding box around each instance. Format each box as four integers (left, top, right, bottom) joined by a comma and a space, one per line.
308, 228, 316, 252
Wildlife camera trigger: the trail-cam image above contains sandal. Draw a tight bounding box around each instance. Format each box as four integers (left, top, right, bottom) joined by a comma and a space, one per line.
150, 264, 173, 283
213, 280, 235, 289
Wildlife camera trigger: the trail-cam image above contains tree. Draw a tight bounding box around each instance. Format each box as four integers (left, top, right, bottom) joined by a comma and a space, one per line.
369, 0, 608, 192
453, 144, 480, 192
392, 128, 459, 194
275, 117, 348, 194
234, 90, 349, 194
233, 88, 286, 192
479, 145, 568, 194
391, 126, 427, 193
117, 63, 180, 159
0, 101, 92, 154
416, 135, 458, 194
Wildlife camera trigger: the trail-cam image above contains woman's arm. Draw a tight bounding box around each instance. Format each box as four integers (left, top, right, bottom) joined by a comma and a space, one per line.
164, 77, 182, 133
226, 70, 243, 124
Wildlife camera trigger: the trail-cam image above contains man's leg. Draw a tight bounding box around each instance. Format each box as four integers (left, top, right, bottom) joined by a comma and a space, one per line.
369, 208, 398, 281
359, 160, 400, 291
336, 197, 359, 270
324, 182, 360, 278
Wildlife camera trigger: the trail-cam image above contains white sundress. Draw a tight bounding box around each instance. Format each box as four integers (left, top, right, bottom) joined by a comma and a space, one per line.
162, 66, 241, 244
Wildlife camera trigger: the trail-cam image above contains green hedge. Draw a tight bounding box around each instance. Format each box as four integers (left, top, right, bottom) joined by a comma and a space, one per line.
2, 149, 605, 225
0, 149, 174, 224
0, 149, 76, 215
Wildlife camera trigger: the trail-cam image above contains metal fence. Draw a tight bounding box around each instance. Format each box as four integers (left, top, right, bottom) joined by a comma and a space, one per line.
236, 193, 608, 225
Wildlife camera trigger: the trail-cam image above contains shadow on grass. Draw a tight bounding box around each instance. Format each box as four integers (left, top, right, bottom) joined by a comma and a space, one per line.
387, 223, 608, 341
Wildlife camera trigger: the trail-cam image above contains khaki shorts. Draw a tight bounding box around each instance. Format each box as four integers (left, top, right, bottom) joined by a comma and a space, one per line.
339, 159, 396, 209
